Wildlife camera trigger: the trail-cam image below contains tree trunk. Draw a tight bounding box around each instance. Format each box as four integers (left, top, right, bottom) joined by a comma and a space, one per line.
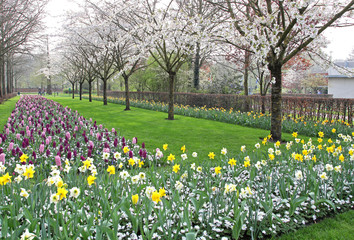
0, 54, 3, 97
89, 81, 92, 102
79, 82, 83, 100
168, 72, 176, 120
75, 82, 78, 94
193, 42, 201, 90
124, 75, 130, 111
72, 83, 75, 99
269, 62, 283, 141
6, 57, 11, 94
103, 79, 107, 105
244, 50, 250, 112
97, 79, 99, 96
47, 76, 52, 95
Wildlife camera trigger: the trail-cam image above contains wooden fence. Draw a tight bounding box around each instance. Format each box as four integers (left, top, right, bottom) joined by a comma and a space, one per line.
106, 91, 354, 124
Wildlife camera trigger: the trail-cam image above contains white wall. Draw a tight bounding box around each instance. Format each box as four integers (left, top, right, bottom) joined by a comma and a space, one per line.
328, 78, 354, 99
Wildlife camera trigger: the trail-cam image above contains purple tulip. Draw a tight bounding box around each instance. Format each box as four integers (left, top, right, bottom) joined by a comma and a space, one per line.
32, 151, 37, 160
142, 142, 145, 149
67, 151, 72, 160
46, 149, 51, 157
129, 150, 133, 158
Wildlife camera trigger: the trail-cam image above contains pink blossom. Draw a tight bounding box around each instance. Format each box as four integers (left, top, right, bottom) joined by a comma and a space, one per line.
103, 148, 110, 153
16, 134, 21, 140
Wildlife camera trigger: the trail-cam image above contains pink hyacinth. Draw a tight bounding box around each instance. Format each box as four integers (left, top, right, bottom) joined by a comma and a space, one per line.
0, 153, 5, 165
79, 121, 83, 126
46, 138, 50, 145
27, 130, 31, 137
96, 132, 100, 140
99, 124, 103, 130
16, 134, 21, 140
7, 142, 14, 151
103, 148, 110, 153
6, 128, 9, 135
39, 144, 45, 153
89, 140, 94, 148
0, 137, 2, 145
112, 128, 115, 133
132, 137, 137, 144
65, 132, 71, 140
74, 126, 78, 132
55, 155, 61, 167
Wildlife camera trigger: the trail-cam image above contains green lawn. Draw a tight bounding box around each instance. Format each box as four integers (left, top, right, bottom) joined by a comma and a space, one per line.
0, 96, 19, 129
274, 210, 354, 240
47, 96, 298, 163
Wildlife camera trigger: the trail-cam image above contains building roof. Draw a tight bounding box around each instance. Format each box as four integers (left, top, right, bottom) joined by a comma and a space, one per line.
328, 61, 354, 78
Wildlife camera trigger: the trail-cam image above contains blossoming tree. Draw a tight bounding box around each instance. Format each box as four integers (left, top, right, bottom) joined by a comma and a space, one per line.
214, 0, 354, 141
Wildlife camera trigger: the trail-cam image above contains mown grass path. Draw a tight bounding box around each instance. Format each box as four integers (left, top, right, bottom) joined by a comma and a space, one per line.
47, 96, 299, 161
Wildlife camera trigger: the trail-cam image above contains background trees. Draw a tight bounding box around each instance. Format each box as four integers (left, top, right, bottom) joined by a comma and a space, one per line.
0, 0, 47, 97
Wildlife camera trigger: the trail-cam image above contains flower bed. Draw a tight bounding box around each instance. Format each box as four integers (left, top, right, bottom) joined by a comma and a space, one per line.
84, 95, 354, 139
0, 96, 353, 239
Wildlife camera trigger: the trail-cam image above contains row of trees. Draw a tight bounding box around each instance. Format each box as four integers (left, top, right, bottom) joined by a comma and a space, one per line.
58, 0, 354, 141
0, 0, 48, 98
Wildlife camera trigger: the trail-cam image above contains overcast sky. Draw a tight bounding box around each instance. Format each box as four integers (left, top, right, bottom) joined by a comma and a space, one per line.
44, 0, 354, 61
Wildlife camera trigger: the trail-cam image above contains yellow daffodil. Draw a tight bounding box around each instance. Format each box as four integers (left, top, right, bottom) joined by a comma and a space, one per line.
138, 160, 144, 168
83, 159, 91, 168
181, 145, 186, 153
151, 191, 161, 203
208, 152, 215, 160
332, 128, 336, 133
228, 158, 236, 167
339, 154, 344, 162
244, 160, 250, 168
132, 194, 139, 205
214, 166, 221, 175
163, 144, 168, 151
268, 154, 275, 161
172, 164, 180, 173
23, 167, 35, 179
318, 131, 324, 138
128, 158, 135, 166
0, 173, 12, 185
159, 188, 166, 197
57, 187, 68, 200
167, 154, 175, 162
107, 165, 115, 175
292, 132, 298, 138
123, 146, 130, 154
20, 154, 28, 163
87, 175, 96, 185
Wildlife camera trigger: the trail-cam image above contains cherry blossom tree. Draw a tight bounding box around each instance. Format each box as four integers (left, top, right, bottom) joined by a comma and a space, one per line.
131, 0, 217, 120
214, 0, 354, 141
